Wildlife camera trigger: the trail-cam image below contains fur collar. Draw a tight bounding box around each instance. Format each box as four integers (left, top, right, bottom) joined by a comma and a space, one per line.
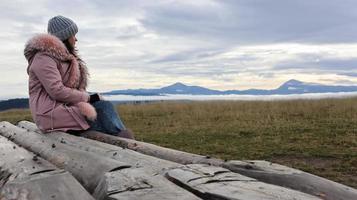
24, 34, 88, 90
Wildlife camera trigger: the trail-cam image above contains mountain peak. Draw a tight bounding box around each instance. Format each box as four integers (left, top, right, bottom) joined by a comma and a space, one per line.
277, 79, 305, 91
284, 79, 303, 85
163, 82, 188, 90
159, 82, 221, 94
170, 82, 187, 87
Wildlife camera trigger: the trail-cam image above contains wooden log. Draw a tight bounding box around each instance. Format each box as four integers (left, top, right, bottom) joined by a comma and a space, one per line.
0, 135, 94, 200
25, 121, 351, 200
16, 121, 325, 200
165, 164, 320, 200
48, 132, 179, 174
17, 121, 179, 174
15, 123, 202, 199
82, 130, 223, 166
0, 121, 130, 199
0, 134, 56, 178
223, 160, 357, 200
1, 171, 95, 200
17, 121, 208, 164
17, 121, 357, 200
93, 167, 201, 200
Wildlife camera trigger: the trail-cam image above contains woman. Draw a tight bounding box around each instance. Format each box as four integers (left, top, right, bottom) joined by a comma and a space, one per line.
24, 15, 134, 139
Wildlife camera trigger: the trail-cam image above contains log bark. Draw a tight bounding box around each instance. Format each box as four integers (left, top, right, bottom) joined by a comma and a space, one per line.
165, 164, 320, 200
0, 135, 94, 200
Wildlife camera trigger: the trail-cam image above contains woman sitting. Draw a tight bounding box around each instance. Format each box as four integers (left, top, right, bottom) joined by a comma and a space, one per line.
24, 15, 134, 139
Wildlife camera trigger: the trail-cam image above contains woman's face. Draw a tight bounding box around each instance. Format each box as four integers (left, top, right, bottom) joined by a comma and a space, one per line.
68, 35, 77, 48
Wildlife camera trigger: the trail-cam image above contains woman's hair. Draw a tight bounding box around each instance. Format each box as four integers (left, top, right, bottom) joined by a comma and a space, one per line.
62, 39, 76, 55
62, 37, 86, 66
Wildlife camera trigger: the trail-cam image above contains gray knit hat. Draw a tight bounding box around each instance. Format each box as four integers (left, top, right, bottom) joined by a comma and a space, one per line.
47, 15, 78, 41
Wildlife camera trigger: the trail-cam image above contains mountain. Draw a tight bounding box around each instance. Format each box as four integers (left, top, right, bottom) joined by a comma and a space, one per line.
274, 79, 357, 94
159, 82, 222, 95
104, 80, 357, 96
2, 80, 357, 111
104, 82, 222, 95
0, 98, 29, 111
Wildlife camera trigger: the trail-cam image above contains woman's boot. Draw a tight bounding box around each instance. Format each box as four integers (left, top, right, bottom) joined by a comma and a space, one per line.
117, 129, 135, 140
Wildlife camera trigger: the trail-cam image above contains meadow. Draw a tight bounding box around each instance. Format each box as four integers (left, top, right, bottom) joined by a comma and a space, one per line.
1, 98, 356, 188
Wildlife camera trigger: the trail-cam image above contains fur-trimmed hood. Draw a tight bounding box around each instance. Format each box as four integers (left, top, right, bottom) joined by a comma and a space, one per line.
24, 34, 89, 90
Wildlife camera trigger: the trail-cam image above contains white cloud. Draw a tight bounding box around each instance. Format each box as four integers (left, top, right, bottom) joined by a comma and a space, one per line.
1, 0, 357, 99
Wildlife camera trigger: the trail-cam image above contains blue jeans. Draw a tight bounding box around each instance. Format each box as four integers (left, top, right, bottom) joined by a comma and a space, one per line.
86, 100, 126, 135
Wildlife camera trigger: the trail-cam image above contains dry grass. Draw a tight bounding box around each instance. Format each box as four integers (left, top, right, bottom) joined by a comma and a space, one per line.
0, 109, 33, 124
119, 98, 357, 188
1, 97, 356, 188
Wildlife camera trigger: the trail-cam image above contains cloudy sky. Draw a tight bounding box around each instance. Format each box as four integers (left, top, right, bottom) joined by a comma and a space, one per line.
1, 0, 357, 99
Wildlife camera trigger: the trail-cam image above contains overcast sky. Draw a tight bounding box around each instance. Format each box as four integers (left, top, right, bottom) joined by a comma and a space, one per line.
1, 0, 357, 99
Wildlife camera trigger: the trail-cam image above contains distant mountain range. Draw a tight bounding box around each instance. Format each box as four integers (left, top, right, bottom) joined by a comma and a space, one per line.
103, 79, 357, 96
2, 79, 357, 112
0, 98, 29, 111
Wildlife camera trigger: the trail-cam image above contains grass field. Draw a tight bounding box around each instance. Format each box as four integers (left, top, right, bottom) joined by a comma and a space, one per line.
1, 98, 356, 188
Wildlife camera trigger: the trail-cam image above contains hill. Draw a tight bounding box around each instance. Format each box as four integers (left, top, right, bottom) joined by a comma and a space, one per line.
104, 79, 357, 95
0, 98, 29, 111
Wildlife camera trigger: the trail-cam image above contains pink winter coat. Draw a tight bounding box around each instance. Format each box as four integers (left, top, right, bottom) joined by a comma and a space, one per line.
24, 34, 97, 133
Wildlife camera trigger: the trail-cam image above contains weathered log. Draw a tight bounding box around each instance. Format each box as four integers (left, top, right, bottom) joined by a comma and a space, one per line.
17, 121, 357, 200
223, 160, 357, 200
81, 130, 357, 199
0, 135, 94, 200
1, 171, 95, 200
165, 164, 320, 200
17, 121, 211, 164
17, 121, 327, 200
0, 121, 131, 199
17, 121, 178, 174
15, 122, 202, 199
0, 134, 56, 178
93, 167, 201, 200
33, 122, 353, 200
81, 130, 223, 166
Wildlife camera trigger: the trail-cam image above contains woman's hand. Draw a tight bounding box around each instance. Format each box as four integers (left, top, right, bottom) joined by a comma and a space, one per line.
88, 93, 105, 103
89, 93, 100, 103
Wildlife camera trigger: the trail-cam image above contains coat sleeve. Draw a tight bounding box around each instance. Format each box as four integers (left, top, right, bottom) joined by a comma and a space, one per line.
30, 53, 90, 104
